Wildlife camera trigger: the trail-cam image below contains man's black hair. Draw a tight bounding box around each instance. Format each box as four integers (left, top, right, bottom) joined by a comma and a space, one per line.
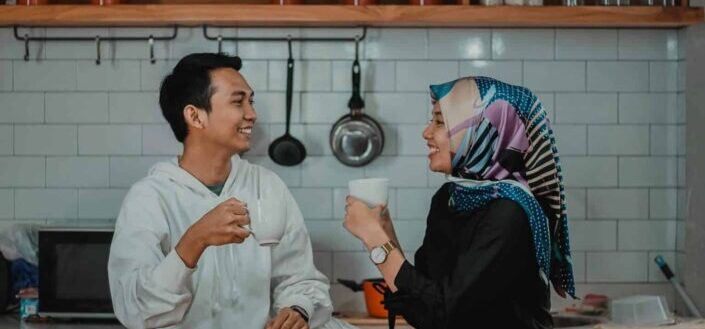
159, 53, 242, 143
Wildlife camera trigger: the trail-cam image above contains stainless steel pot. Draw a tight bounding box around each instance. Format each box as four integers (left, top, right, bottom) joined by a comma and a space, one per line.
330, 40, 384, 167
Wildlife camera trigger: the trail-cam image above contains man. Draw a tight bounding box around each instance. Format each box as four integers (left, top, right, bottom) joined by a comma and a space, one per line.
108, 53, 340, 329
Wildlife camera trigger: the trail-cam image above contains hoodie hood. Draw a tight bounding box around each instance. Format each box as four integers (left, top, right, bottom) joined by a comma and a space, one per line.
147, 155, 246, 198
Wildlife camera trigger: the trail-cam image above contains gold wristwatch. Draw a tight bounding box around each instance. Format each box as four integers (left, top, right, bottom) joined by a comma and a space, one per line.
370, 241, 396, 265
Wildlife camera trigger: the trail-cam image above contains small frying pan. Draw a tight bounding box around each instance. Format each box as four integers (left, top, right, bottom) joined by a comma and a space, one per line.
269, 38, 306, 167
330, 38, 384, 167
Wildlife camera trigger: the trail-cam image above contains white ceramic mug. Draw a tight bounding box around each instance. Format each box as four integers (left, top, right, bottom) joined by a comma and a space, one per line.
248, 196, 285, 247
348, 178, 389, 207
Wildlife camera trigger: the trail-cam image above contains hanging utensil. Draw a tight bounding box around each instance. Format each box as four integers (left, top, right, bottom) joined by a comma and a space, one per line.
148, 35, 156, 64
268, 37, 307, 167
330, 37, 384, 167
95, 35, 101, 65
23, 34, 29, 61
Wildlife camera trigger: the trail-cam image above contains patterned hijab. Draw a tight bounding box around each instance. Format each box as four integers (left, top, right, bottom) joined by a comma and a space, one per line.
431, 77, 576, 298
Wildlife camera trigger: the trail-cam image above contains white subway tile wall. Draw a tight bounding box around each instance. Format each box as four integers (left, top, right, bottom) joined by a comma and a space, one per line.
491, 30, 554, 60
555, 30, 618, 60
0, 27, 685, 309
46, 93, 109, 124
46, 157, 110, 188
555, 93, 618, 124
76, 61, 142, 92
649, 62, 680, 92
0, 126, 11, 155
78, 125, 142, 155
587, 125, 649, 155
459, 60, 523, 86
618, 30, 679, 60
238, 60, 268, 91
586, 189, 649, 219
15, 188, 78, 219
587, 62, 650, 92
108, 93, 162, 124
552, 125, 587, 155
0, 93, 45, 123
396, 61, 459, 91
0, 61, 12, 91
427, 29, 491, 60
141, 124, 183, 155
78, 189, 128, 220
524, 61, 586, 92
14, 125, 78, 155
0, 189, 12, 219
14, 61, 78, 91
586, 252, 648, 282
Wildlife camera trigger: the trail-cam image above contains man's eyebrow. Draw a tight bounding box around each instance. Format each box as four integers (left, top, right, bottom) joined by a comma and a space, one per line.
230, 90, 254, 98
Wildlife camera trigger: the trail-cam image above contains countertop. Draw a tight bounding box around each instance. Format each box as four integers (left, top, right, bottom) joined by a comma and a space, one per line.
0, 314, 414, 329
334, 313, 412, 329
0, 314, 701, 329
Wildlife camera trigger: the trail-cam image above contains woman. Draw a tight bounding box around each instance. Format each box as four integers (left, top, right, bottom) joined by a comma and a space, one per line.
343, 77, 576, 329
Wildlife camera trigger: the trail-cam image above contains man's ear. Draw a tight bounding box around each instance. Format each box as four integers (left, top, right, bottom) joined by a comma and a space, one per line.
183, 105, 207, 130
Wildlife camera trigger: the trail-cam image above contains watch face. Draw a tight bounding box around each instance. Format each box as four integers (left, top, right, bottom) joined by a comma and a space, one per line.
370, 247, 386, 264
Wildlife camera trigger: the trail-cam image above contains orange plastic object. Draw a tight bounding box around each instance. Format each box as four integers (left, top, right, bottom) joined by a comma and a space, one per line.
362, 279, 388, 318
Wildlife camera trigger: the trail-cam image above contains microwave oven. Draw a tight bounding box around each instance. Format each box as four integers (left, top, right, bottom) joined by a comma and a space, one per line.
38, 228, 115, 319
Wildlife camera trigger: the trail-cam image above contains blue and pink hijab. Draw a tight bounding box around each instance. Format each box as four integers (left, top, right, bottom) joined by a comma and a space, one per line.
432, 77, 576, 298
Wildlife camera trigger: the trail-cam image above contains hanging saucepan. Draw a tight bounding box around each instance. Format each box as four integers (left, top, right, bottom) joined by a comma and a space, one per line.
269, 38, 307, 167
330, 38, 384, 167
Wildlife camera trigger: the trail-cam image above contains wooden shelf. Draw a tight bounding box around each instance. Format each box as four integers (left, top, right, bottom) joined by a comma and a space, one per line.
0, 4, 702, 27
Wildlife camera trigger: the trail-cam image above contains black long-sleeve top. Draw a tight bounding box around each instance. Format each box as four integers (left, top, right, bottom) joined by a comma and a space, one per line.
385, 183, 553, 329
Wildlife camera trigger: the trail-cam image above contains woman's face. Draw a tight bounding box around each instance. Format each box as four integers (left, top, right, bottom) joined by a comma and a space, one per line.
422, 101, 452, 174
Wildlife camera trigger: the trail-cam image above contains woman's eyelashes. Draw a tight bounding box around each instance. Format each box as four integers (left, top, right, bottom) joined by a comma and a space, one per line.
428, 118, 444, 126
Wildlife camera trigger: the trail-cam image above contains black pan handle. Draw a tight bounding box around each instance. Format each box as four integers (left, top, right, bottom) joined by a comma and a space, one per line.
348, 37, 365, 115
337, 279, 363, 292
285, 37, 294, 135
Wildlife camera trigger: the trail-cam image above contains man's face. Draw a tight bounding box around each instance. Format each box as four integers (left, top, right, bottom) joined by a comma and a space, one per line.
201, 67, 257, 154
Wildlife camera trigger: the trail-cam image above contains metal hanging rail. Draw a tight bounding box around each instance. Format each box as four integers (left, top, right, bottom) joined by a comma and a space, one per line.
13, 25, 179, 64
202, 25, 367, 54
13, 25, 367, 64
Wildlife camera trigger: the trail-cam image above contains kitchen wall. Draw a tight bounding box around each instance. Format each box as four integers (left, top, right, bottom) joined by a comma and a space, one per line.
684, 24, 705, 316
0, 26, 686, 312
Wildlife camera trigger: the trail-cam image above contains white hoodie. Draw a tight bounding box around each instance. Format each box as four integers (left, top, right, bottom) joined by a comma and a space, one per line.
108, 155, 334, 329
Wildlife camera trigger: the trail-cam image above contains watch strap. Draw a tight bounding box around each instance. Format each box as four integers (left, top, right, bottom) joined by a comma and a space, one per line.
289, 305, 309, 323
381, 241, 396, 254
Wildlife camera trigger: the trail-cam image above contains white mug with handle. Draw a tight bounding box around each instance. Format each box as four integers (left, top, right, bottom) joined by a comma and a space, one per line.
248, 169, 286, 246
